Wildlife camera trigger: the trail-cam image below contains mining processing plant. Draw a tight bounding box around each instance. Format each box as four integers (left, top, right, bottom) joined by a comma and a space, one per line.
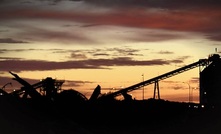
97, 53, 221, 107
0, 54, 221, 107
0, 54, 221, 134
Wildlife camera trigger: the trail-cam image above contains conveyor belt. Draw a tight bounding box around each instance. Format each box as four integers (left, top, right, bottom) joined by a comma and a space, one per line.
104, 59, 208, 98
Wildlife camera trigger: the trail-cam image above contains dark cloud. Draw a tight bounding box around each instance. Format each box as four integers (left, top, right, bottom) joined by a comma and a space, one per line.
20, 1, 33, 4
70, 53, 87, 59
157, 51, 174, 55
63, 80, 94, 88
0, 47, 142, 61
0, 49, 8, 54
93, 53, 110, 57
51, 49, 70, 53
0, 38, 29, 43
173, 86, 184, 90
87, 57, 183, 66
0, 30, 9, 32
1, 0, 221, 43
16, 0, 218, 9
85, 0, 221, 9
81, 23, 102, 27
0, 10, 215, 44
0, 57, 23, 60
206, 32, 221, 41
0, 48, 45, 53
0, 57, 184, 72
0, 59, 102, 72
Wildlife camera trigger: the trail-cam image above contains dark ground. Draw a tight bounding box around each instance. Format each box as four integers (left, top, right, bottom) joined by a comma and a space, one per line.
0, 96, 221, 134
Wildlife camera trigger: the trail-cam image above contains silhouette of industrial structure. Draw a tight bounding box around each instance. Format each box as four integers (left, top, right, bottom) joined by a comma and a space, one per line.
99, 57, 208, 101
0, 54, 221, 134
98, 54, 221, 106
0, 54, 221, 105
200, 54, 221, 106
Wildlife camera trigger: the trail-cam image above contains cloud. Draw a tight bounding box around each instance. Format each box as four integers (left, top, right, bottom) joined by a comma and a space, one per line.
177, 56, 191, 61
15, 25, 97, 44
1, 0, 221, 43
0, 30, 9, 32
67, 47, 143, 58
93, 53, 110, 57
6, 0, 218, 9
0, 38, 29, 43
70, 53, 87, 59
0, 57, 184, 72
0, 57, 22, 60
206, 32, 221, 41
63, 80, 94, 88
172, 86, 184, 90
0, 48, 46, 53
190, 77, 199, 84
0, 47, 143, 61
157, 51, 174, 55
84, 0, 221, 9
86, 57, 183, 66
0, 49, 8, 54
0, 59, 102, 72
6, 8, 216, 42
81, 23, 102, 27
106, 47, 142, 57
162, 80, 185, 90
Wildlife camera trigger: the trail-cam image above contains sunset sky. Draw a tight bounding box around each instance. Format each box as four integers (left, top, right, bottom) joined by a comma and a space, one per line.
1, 0, 221, 102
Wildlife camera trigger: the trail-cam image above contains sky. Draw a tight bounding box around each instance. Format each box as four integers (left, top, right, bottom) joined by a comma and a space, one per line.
0, 0, 221, 102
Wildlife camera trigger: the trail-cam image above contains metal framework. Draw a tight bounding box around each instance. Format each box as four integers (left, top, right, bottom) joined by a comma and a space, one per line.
153, 80, 160, 99
103, 59, 209, 99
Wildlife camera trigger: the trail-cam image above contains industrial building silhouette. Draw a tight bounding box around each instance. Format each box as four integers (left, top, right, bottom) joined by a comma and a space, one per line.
0, 54, 221, 134
200, 54, 221, 106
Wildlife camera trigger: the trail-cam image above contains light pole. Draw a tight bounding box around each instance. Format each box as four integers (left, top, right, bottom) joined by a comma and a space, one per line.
142, 74, 144, 100
183, 82, 191, 103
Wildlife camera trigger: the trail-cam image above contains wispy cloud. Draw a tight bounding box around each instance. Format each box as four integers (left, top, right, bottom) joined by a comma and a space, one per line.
0, 57, 184, 72
84, 0, 221, 9
190, 77, 199, 84
172, 86, 184, 90
0, 30, 9, 33
63, 80, 94, 88
93, 53, 110, 57
70, 53, 87, 59
157, 51, 174, 55
15, 25, 97, 44
0, 38, 29, 43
